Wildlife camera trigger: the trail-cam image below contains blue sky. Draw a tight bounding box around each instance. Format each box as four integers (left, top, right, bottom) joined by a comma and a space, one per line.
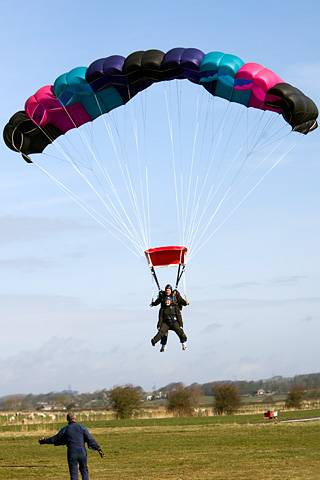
0, 0, 319, 395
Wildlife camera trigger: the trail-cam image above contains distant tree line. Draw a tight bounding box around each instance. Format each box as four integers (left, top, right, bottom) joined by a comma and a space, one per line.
185, 372, 320, 396
1, 372, 319, 412
0, 389, 110, 412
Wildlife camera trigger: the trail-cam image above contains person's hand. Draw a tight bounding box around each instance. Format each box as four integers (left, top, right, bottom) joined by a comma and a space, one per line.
98, 448, 105, 458
38, 438, 46, 445
149, 302, 153, 307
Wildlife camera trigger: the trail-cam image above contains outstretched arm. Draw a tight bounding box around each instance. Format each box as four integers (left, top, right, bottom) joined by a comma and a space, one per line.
83, 427, 104, 457
39, 427, 67, 446
83, 427, 101, 451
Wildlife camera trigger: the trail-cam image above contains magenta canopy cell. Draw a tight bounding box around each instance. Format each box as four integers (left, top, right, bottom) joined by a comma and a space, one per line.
234, 63, 283, 111
25, 85, 91, 134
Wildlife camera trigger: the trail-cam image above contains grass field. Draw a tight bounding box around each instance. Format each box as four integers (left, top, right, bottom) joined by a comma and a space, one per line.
0, 413, 319, 479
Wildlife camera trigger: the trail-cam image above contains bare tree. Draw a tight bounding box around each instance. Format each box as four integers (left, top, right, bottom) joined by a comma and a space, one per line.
166, 385, 201, 416
108, 385, 143, 419
285, 385, 304, 409
1, 396, 24, 411
213, 383, 241, 415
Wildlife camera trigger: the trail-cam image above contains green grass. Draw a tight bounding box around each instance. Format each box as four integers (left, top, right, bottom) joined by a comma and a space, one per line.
1, 408, 320, 433
0, 413, 320, 479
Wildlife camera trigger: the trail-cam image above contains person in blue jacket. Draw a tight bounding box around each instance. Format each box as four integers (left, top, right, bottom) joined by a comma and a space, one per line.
38, 412, 104, 480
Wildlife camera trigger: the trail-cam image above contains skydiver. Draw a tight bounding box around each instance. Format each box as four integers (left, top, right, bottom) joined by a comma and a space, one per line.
151, 284, 188, 310
38, 412, 104, 480
150, 284, 189, 352
151, 296, 187, 351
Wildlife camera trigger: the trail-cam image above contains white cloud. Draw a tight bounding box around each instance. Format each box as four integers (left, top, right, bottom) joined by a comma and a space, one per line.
200, 323, 223, 334
0, 257, 52, 272
221, 275, 307, 290
221, 281, 261, 290
0, 215, 93, 245
0, 250, 87, 273
268, 275, 307, 286
300, 315, 319, 323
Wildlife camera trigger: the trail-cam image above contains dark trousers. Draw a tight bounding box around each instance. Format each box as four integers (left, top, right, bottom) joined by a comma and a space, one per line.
67, 448, 89, 480
160, 333, 168, 346
153, 321, 187, 344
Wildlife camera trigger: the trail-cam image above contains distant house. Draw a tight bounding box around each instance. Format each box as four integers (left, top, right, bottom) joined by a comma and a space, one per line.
36, 401, 66, 411
145, 391, 167, 401
36, 402, 55, 411
256, 389, 266, 396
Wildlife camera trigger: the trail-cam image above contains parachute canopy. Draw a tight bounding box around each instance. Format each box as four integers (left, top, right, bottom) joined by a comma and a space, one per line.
145, 246, 188, 268
3, 47, 319, 277
145, 246, 188, 291
3, 48, 318, 160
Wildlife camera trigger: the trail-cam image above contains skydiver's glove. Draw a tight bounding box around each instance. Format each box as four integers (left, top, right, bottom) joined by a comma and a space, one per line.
38, 438, 46, 445
98, 448, 105, 458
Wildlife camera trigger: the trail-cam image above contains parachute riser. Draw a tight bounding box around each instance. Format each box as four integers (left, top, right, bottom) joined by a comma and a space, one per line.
175, 264, 186, 289
149, 263, 186, 291
150, 266, 161, 292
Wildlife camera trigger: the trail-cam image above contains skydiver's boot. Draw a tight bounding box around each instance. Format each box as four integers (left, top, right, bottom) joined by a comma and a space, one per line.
181, 343, 187, 351
151, 338, 156, 347
160, 345, 166, 352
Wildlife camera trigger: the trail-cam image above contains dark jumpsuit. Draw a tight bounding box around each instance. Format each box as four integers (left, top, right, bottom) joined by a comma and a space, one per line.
152, 290, 188, 346
42, 421, 101, 480
152, 303, 187, 344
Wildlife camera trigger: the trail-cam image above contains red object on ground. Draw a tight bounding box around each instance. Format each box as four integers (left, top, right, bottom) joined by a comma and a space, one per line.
145, 246, 188, 267
264, 410, 278, 419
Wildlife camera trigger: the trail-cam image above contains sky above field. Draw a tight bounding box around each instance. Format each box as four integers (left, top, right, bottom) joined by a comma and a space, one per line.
0, 0, 319, 395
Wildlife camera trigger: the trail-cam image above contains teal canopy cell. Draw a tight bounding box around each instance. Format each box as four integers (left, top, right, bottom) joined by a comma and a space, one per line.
54, 67, 124, 120
200, 52, 245, 101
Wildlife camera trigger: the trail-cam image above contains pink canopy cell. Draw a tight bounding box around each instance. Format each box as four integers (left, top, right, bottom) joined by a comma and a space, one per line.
234, 63, 283, 111
25, 85, 91, 133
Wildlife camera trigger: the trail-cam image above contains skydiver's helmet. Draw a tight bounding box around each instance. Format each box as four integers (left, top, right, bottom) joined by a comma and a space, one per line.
165, 297, 172, 306
165, 284, 173, 295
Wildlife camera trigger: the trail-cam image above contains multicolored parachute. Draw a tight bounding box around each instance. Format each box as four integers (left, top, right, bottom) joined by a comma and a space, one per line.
3, 48, 318, 290
3, 48, 318, 159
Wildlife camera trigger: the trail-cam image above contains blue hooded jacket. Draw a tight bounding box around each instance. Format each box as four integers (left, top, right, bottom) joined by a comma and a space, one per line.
43, 422, 100, 451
